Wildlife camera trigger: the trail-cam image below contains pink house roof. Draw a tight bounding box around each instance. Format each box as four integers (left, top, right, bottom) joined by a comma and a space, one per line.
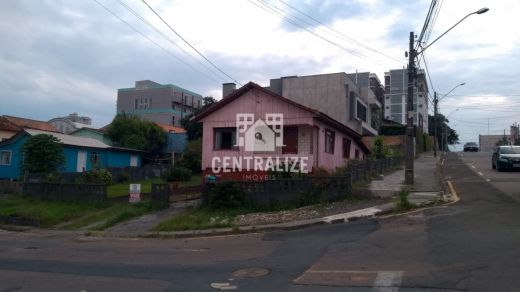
193, 82, 370, 153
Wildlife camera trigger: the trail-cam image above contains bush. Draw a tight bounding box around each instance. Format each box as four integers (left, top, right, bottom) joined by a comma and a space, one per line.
205, 181, 246, 209
118, 172, 130, 183
77, 169, 112, 185
164, 167, 192, 182
46, 172, 63, 184
177, 139, 202, 174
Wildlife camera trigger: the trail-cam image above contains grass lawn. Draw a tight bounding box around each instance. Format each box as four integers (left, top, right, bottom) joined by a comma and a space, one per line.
154, 207, 236, 231
107, 174, 202, 198
0, 194, 161, 230
0, 194, 108, 227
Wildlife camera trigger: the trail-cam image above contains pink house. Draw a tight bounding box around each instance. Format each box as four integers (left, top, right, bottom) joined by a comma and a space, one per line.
192, 82, 370, 180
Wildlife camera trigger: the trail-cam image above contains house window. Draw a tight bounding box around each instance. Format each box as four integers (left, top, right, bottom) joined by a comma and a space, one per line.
355, 149, 360, 159
0, 151, 12, 165
172, 116, 176, 126
357, 101, 367, 122
90, 152, 100, 165
342, 138, 351, 159
325, 129, 335, 154
214, 128, 236, 150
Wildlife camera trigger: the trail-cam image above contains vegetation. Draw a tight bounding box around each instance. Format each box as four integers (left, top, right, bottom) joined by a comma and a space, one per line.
106, 175, 202, 198
154, 206, 234, 231
395, 190, 413, 212
176, 139, 202, 174
76, 169, 112, 185
0, 194, 107, 227
204, 181, 246, 210
180, 96, 216, 141
428, 114, 459, 150
22, 134, 65, 174
372, 136, 390, 159
106, 114, 166, 154
163, 166, 192, 182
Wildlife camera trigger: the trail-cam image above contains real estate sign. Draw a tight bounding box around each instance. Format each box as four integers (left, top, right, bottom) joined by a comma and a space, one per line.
129, 183, 141, 203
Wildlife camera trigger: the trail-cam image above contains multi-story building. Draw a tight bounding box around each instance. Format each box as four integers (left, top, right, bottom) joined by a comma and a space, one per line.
117, 80, 203, 127
384, 68, 429, 133
49, 113, 92, 134
262, 72, 381, 136
346, 72, 385, 132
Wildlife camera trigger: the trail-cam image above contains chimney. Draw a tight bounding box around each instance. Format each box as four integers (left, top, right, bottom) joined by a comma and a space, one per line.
222, 83, 236, 98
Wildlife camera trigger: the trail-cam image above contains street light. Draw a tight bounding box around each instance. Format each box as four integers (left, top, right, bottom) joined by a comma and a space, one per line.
404, 7, 489, 185
433, 82, 465, 157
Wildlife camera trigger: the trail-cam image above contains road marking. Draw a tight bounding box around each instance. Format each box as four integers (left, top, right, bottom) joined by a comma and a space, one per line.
471, 165, 476, 169
478, 172, 484, 176
372, 271, 403, 292
486, 179, 491, 182
210, 283, 237, 290
447, 181, 460, 203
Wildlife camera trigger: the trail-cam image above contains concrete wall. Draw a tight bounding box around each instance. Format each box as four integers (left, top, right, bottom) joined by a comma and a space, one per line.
117, 81, 202, 127
479, 135, 509, 152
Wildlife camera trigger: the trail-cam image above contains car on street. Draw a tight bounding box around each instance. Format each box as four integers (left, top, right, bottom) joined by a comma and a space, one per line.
492, 145, 520, 171
464, 142, 479, 152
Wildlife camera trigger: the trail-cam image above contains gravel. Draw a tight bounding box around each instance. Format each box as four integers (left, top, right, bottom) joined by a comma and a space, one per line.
234, 198, 390, 226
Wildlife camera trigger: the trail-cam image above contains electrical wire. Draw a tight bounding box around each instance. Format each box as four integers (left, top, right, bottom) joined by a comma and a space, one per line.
276, 0, 404, 65
91, 0, 222, 84
115, 0, 228, 83
139, 0, 242, 85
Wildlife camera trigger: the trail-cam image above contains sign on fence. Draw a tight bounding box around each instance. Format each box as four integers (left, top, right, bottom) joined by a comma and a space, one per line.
129, 183, 141, 203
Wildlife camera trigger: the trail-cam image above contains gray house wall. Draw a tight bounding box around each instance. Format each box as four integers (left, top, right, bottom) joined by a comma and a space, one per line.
267, 73, 378, 136
117, 80, 203, 127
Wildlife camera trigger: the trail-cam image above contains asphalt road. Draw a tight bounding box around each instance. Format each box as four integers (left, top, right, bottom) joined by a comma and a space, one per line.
1, 152, 520, 291
455, 151, 520, 201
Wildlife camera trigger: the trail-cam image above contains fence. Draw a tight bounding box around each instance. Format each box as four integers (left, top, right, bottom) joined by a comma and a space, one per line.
25, 165, 172, 184
23, 182, 107, 202
235, 157, 403, 205
150, 184, 204, 208
0, 181, 22, 194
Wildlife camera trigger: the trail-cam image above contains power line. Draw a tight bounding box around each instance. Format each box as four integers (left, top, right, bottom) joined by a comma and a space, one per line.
139, 0, 242, 85
249, 0, 365, 59
91, 0, 222, 84
276, 0, 404, 65
115, 0, 228, 83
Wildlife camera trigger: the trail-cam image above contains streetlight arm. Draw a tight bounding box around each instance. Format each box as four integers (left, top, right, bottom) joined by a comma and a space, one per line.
416, 8, 488, 56
439, 83, 466, 102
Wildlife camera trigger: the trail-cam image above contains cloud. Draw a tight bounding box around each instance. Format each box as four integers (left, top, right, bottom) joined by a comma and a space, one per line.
0, 0, 518, 145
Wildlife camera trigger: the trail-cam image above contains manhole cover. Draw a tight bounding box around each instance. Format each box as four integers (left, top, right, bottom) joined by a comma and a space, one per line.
233, 268, 270, 278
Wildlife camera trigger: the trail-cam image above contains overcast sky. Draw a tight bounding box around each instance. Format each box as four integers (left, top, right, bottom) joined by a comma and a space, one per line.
1, 0, 519, 150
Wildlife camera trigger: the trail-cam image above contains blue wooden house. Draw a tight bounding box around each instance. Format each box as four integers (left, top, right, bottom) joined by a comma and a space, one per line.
0, 129, 143, 180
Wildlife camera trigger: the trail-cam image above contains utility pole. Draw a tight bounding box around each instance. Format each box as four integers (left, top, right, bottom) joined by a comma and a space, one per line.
433, 92, 438, 157
405, 31, 416, 185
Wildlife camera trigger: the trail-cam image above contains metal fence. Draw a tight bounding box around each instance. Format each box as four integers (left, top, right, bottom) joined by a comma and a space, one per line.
22, 182, 107, 202
25, 165, 172, 184
235, 157, 403, 205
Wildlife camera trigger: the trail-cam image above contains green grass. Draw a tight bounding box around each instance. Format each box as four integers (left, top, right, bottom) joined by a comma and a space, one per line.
0, 194, 162, 230
154, 207, 236, 231
0, 194, 108, 227
106, 175, 202, 198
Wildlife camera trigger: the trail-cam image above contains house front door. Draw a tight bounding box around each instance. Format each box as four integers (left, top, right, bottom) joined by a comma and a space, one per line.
282, 127, 298, 154
77, 151, 87, 172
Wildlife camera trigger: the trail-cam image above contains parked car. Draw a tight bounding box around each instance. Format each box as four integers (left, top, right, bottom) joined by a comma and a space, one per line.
463, 142, 479, 152
492, 145, 520, 171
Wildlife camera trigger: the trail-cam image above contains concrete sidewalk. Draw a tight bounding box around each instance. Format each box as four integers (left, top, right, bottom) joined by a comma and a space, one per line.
109, 152, 446, 239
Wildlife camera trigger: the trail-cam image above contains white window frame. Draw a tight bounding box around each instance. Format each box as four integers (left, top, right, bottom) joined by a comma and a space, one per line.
0, 150, 12, 165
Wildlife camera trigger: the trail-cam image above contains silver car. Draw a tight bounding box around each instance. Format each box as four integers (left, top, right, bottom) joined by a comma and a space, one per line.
492, 145, 520, 171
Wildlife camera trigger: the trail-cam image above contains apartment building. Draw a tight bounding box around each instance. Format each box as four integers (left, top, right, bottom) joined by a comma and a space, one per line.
384, 69, 429, 133
49, 113, 92, 134
263, 72, 381, 136
117, 80, 203, 127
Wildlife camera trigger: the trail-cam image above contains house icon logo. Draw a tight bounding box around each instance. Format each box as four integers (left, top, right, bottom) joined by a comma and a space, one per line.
236, 113, 284, 152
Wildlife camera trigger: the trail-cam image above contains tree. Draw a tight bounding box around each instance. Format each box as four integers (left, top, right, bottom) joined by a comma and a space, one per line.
22, 134, 65, 173
177, 139, 202, 174
181, 96, 217, 141
106, 114, 166, 154
428, 114, 459, 150
372, 136, 389, 159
